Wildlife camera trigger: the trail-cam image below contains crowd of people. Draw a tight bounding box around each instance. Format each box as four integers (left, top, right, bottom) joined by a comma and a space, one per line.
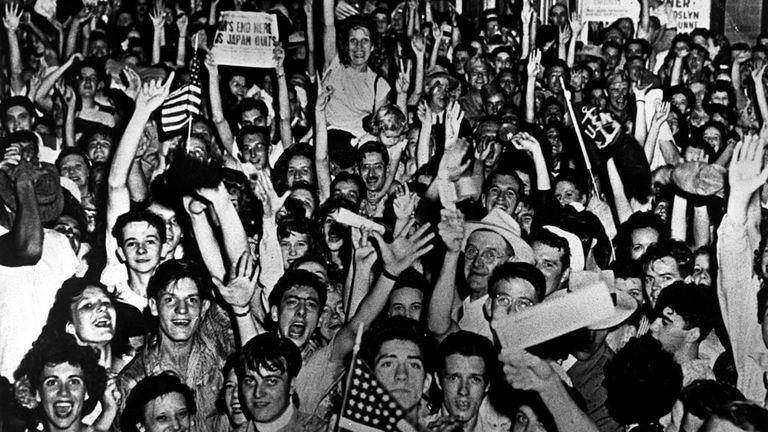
2, 0, 768, 430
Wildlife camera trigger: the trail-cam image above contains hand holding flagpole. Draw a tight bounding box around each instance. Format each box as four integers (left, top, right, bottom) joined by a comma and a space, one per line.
560, 75, 600, 198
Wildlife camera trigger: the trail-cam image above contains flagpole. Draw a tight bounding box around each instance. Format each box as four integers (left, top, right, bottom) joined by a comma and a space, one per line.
559, 76, 600, 198
334, 323, 365, 432
186, 33, 199, 149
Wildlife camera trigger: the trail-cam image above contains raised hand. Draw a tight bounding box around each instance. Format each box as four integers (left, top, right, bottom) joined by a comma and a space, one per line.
393, 183, 419, 220
251, 169, 289, 219
395, 62, 411, 94
728, 133, 768, 198
176, 13, 189, 34
352, 226, 378, 269
182, 195, 207, 215
135, 71, 175, 114
751, 63, 766, 84
527, 49, 542, 78
3, 2, 22, 32
316, 72, 335, 112
431, 21, 442, 43
371, 219, 434, 276
273, 43, 286, 71
204, 51, 218, 76
438, 208, 465, 253
101, 376, 122, 410
417, 100, 433, 126
733, 51, 752, 65
510, 131, 542, 155
474, 135, 494, 163
56, 80, 77, 111
0, 144, 21, 172
212, 251, 260, 313
150, 2, 165, 29
632, 82, 651, 102
73, 7, 94, 27
438, 137, 471, 181
196, 181, 230, 206
570, 12, 585, 35
499, 348, 559, 392
411, 34, 426, 56
558, 24, 572, 45
521, 0, 533, 28
445, 101, 464, 142
651, 100, 671, 125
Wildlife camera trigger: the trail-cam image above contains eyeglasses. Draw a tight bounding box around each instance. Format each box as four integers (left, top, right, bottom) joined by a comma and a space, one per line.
465, 245, 507, 264
492, 293, 535, 312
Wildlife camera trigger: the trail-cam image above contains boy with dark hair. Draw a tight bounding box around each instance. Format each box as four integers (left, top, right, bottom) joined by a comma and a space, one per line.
642, 239, 694, 306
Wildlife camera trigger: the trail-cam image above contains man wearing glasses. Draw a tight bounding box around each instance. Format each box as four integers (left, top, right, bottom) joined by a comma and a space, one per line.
429, 207, 534, 341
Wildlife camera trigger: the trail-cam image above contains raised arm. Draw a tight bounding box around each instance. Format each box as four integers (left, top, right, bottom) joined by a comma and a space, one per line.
395, 62, 411, 116
213, 252, 264, 346
150, 4, 165, 65
34, 54, 81, 111
106, 74, 173, 260
644, 101, 670, 163
198, 182, 249, 266
732, 51, 751, 110
415, 100, 434, 167
428, 209, 464, 339
204, 52, 235, 154
175, 14, 188, 69
304, 0, 316, 78
751, 64, 768, 124
3, 3, 25, 96
525, 50, 542, 124
500, 349, 600, 432
183, 195, 227, 279
408, 35, 426, 106
274, 45, 294, 150
521, 0, 533, 60
57, 82, 78, 149
0, 162, 43, 266
322, 0, 337, 70
332, 219, 434, 360
314, 78, 334, 201
567, 13, 583, 69
633, 83, 650, 145
65, 8, 92, 58
511, 132, 551, 191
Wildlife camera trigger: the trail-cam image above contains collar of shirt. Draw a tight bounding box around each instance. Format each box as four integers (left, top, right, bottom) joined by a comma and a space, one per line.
254, 402, 295, 432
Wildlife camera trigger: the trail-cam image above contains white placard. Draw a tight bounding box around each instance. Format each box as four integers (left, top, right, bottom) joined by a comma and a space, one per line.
580, 0, 709, 33
211, 11, 279, 68
491, 281, 614, 350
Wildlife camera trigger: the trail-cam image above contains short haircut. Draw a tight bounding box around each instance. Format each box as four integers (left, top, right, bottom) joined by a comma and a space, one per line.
488, 262, 547, 302
120, 372, 197, 432
55, 147, 91, 171
615, 211, 665, 262
237, 332, 302, 380
356, 141, 390, 167
146, 259, 214, 302
41, 278, 113, 341
77, 124, 115, 152
436, 330, 495, 381
555, 171, 590, 197
666, 85, 695, 109
268, 269, 328, 312
679, 379, 745, 421
361, 316, 436, 375
704, 80, 736, 110
370, 104, 406, 135
654, 281, 715, 341
529, 229, 571, 270
331, 171, 367, 201
15, 335, 106, 417
236, 98, 269, 122
0, 96, 36, 124
482, 166, 523, 197
703, 401, 768, 432
642, 240, 694, 278
236, 125, 271, 150
603, 336, 682, 426
111, 210, 167, 246
625, 38, 652, 57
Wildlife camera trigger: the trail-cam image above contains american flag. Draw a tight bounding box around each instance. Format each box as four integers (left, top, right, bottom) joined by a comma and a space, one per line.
337, 357, 418, 432
160, 50, 202, 133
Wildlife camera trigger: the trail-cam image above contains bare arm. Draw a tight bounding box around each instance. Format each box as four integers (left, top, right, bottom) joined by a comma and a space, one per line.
525, 50, 542, 125
304, 0, 316, 78
0, 165, 43, 266
428, 209, 464, 339
274, 45, 294, 150
521, 0, 533, 60
633, 84, 649, 145
670, 194, 687, 242
203, 53, 235, 154
732, 52, 751, 110
751, 64, 768, 124
322, 0, 337, 70
198, 182, 249, 267
175, 15, 188, 69
408, 35, 426, 106
606, 158, 633, 224
65, 9, 92, 58
184, 196, 227, 279
58, 83, 78, 149
644, 101, 670, 163
415, 101, 434, 167
150, 5, 165, 65
214, 253, 264, 346
3, 4, 25, 96
567, 13, 584, 69
314, 80, 333, 201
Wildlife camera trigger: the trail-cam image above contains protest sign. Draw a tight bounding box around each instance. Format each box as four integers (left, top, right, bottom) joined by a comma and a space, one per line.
580, 0, 709, 32
212, 11, 279, 68
491, 279, 614, 350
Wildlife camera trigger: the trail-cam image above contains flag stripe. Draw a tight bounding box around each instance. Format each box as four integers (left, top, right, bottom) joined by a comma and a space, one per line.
160, 51, 203, 134
339, 418, 386, 432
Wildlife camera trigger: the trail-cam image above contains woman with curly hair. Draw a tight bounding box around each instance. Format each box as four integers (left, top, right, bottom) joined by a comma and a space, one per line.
14, 336, 114, 432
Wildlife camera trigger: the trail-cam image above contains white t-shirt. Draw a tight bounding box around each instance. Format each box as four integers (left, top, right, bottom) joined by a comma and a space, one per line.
0, 228, 78, 380
324, 55, 390, 138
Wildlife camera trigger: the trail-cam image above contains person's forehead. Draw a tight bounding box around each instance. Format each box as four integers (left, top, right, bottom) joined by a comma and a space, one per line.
284, 230, 309, 241
468, 229, 508, 249
161, 277, 201, 297
377, 339, 423, 359
288, 155, 312, 166
555, 180, 578, 191
490, 174, 519, 189
335, 179, 359, 190
282, 285, 319, 301
243, 108, 264, 119
360, 152, 384, 164
61, 154, 88, 166
243, 132, 267, 144
444, 353, 486, 374
532, 241, 565, 259
291, 189, 314, 202
246, 364, 289, 379
496, 52, 511, 60
6, 105, 31, 117
493, 277, 536, 297
631, 226, 659, 241
42, 362, 83, 377
616, 277, 642, 289
79, 66, 98, 77
348, 27, 371, 39
123, 220, 160, 236
391, 286, 424, 303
